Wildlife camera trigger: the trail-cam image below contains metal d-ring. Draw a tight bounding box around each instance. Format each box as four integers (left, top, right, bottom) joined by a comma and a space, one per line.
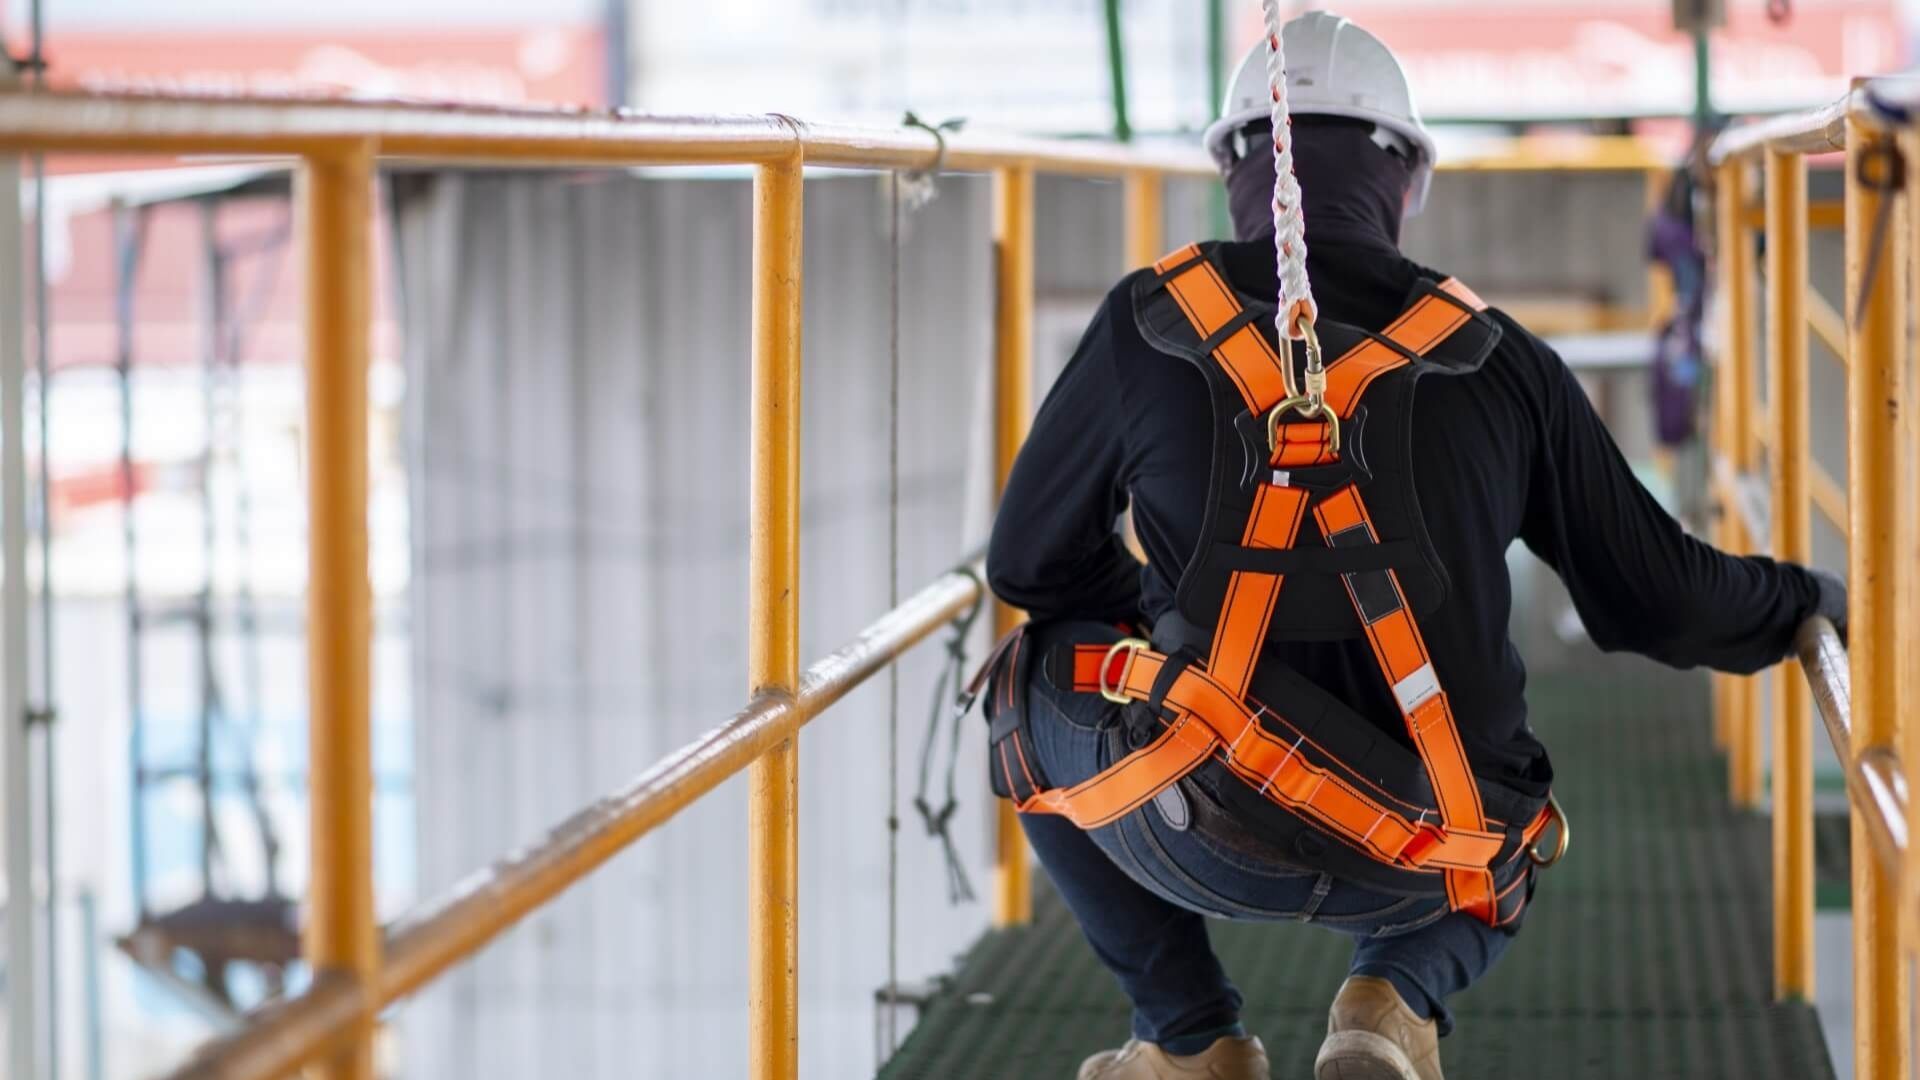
1266, 395, 1341, 455
1266, 318, 1340, 455
1527, 793, 1571, 868
1098, 637, 1150, 705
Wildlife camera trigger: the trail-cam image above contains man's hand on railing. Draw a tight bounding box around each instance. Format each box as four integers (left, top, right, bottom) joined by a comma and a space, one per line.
1808, 567, 1849, 643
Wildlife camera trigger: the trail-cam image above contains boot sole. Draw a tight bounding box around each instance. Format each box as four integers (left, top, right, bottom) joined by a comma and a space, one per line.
1314, 1031, 1424, 1080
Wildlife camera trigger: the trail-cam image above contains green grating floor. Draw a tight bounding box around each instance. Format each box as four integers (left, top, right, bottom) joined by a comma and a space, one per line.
880, 655, 1835, 1080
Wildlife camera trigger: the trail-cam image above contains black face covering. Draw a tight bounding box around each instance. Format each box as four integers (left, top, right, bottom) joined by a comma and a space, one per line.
1224, 117, 1414, 251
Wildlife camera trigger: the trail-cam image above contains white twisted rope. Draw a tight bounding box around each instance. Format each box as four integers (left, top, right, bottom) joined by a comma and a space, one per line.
1261, 0, 1316, 340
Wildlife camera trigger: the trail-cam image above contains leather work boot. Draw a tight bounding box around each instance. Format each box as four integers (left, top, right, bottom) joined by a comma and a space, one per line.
1077, 1035, 1271, 1080
1314, 976, 1443, 1080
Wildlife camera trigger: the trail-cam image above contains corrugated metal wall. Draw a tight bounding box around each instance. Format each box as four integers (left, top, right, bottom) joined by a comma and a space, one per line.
390, 169, 1212, 1079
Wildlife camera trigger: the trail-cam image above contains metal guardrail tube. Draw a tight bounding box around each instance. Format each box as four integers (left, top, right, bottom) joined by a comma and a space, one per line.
1767, 146, 1814, 1001
301, 142, 378, 1080
1797, 618, 1850, 754
1709, 92, 1855, 163
0, 89, 1215, 177
797, 119, 1212, 177
1796, 617, 1909, 873
1857, 750, 1911, 871
1844, 106, 1912, 1080
990, 165, 1036, 928
747, 154, 805, 1080
0, 91, 800, 161
163, 565, 985, 1080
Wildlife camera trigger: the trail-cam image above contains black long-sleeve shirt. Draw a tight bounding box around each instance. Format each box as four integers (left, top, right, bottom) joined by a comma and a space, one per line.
987, 227, 1821, 790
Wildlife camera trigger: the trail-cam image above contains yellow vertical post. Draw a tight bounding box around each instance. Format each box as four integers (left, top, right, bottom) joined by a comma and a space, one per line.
1905, 126, 1920, 963
1720, 158, 1763, 807
1124, 170, 1164, 270
1644, 165, 1676, 331
992, 164, 1036, 928
1844, 112, 1910, 1080
748, 156, 804, 1080
1711, 161, 1739, 753
301, 142, 377, 1080
1765, 147, 1814, 1001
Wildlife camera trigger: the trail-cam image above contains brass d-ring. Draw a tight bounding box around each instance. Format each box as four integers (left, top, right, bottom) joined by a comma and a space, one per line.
1098, 637, 1150, 705
1266, 395, 1342, 455
1527, 793, 1570, 868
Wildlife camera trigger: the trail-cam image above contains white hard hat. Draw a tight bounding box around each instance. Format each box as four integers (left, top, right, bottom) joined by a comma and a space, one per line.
1203, 10, 1437, 217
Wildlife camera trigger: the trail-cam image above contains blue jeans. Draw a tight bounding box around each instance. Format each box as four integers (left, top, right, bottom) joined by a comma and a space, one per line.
1016, 621, 1523, 1042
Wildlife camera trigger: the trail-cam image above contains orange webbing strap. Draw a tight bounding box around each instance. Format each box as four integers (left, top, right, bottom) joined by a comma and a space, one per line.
1013, 710, 1217, 828
1313, 484, 1497, 923
1320, 279, 1484, 418
1017, 643, 1511, 871
1150, 248, 1315, 697
1157, 246, 1297, 414
1207, 483, 1310, 701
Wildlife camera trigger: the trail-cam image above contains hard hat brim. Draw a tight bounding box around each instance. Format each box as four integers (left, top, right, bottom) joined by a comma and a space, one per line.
1201, 104, 1438, 218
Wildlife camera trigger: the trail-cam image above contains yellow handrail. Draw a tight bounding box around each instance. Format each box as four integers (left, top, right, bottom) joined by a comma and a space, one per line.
169, 565, 987, 1079
1709, 81, 1917, 1080
0, 88, 1217, 175
1796, 618, 1910, 871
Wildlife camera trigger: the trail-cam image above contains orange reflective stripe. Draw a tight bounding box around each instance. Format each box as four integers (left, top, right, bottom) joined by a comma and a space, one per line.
1163, 258, 1242, 339
1206, 484, 1309, 700
1017, 713, 1217, 829
1215, 325, 1292, 411
1270, 421, 1336, 468
1438, 276, 1488, 310
1031, 645, 1510, 872
1154, 243, 1203, 274
1314, 484, 1497, 914
1160, 256, 1294, 413
1323, 293, 1474, 417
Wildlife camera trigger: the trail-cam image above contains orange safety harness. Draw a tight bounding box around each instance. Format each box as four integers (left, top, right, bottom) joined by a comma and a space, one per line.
981, 244, 1566, 929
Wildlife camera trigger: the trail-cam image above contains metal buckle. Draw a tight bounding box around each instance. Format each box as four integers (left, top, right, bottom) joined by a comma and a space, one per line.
1265, 319, 1341, 455
1266, 395, 1341, 455
1097, 637, 1150, 705
1527, 793, 1571, 868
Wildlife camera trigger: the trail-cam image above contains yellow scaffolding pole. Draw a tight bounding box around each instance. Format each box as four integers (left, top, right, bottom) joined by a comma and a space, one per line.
1764, 147, 1814, 1002
1715, 158, 1763, 800
992, 164, 1036, 927
1124, 169, 1164, 269
299, 142, 377, 1080
1843, 110, 1910, 1080
747, 156, 805, 1080
1904, 124, 1920, 961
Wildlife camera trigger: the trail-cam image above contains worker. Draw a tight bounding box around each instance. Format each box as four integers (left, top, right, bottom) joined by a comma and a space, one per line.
979, 12, 1847, 1080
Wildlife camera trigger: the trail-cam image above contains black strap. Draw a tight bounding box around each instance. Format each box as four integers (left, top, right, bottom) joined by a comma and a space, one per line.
1198, 305, 1270, 355
1207, 538, 1421, 576
1145, 648, 1197, 718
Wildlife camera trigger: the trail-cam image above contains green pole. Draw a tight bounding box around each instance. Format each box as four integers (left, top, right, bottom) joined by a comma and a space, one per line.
1693, 28, 1714, 126
1104, 0, 1132, 141
1207, 0, 1229, 237
1207, 0, 1226, 113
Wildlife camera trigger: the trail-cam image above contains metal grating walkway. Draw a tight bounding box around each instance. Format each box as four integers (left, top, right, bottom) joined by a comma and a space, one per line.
880, 656, 1835, 1080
